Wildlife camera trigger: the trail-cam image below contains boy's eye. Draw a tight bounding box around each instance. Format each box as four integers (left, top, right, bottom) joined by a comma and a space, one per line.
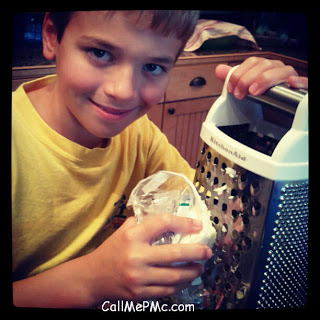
143, 64, 165, 75
87, 48, 112, 62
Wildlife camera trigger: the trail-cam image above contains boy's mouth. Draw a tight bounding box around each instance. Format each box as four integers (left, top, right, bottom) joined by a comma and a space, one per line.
89, 99, 137, 120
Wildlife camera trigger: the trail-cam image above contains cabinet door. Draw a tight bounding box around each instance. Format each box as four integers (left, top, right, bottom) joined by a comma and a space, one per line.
147, 103, 164, 130
162, 97, 217, 168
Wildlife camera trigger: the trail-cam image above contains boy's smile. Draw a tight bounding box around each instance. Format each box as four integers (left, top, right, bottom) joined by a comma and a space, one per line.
29, 11, 182, 149
89, 98, 139, 121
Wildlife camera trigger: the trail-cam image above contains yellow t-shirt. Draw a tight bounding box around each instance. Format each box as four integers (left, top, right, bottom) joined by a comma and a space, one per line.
12, 76, 194, 280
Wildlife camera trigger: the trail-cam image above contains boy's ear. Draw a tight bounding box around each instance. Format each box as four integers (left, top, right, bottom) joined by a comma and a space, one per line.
42, 13, 58, 61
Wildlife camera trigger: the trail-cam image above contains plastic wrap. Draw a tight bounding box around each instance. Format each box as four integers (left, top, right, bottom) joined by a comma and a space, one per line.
127, 170, 216, 247
127, 171, 217, 309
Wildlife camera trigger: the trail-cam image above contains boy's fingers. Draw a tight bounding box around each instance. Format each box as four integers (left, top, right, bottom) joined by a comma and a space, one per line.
146, 262, 204, 286
132, 214, 203, 243
215, 59, 304, 100
227, 56, 265, 94
247, 65, 298, 97
288, 76, 308, 89
149, 243, 212, 265
230, 59, 288, 99
215, 64, 232, 82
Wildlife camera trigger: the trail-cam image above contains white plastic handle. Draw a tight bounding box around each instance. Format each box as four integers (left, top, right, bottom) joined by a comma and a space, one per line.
204, 66, 263, 127
272, 93, 308, 163
200, 65, 308, 180
292, 93, 308, 132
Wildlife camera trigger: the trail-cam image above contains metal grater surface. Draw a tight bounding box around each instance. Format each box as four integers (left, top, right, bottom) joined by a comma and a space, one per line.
194, 142, 274, 309
191, 71, 308, 309
194, 142, 309, 309
254, 181, 309, 308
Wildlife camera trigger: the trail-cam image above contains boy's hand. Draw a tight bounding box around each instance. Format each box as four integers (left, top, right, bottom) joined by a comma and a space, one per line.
85, 214, 212, 303
215, 57, 308, 100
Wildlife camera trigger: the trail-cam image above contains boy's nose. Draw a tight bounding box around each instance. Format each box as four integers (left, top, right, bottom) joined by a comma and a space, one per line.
103, 64, 139, 103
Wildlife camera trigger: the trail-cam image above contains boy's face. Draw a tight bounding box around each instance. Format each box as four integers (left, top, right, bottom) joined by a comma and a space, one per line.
46, 11, 182, 146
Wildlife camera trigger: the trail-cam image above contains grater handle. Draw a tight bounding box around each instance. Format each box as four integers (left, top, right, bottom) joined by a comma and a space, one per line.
200, 65, 308, 180
271, 91, 308, 163
247, 83, 307, 115
224, 65, 309, 154
221, 65, 308, 132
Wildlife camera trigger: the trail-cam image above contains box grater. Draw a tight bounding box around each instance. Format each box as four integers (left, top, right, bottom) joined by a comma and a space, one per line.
194, 66, 308, 309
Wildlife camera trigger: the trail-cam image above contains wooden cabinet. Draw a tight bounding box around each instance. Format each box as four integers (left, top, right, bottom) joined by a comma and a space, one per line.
12, 51, 308, 168
162, 97, 217, 168
166, 63, 223, 101
12, 65, 56, 91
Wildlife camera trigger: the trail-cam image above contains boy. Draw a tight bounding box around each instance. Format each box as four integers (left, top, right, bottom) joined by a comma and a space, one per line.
12, 11, 307, 308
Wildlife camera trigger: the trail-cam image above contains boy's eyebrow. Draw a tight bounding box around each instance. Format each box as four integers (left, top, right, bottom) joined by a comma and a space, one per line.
147, 56, 175, 66
79, 35, 118, 51
79, 35, 175, 65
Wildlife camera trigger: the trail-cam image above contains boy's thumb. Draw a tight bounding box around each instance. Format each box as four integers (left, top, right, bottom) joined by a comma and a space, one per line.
215, 64, 232, 82
120, 216, 136, 229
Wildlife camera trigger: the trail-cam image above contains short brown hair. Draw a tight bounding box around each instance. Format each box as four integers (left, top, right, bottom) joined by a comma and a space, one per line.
48, 10, 199, 52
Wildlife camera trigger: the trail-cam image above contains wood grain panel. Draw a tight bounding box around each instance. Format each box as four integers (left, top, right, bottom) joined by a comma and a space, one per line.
166, 64, 223, 102
163, 97, 217, 168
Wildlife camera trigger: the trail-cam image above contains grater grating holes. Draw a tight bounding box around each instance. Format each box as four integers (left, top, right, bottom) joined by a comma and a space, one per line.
194, 143, 275, 308
257, 182, 308, 308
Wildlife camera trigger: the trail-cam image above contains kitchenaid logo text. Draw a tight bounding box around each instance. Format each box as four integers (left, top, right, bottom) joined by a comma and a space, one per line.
210, 136, 246, 161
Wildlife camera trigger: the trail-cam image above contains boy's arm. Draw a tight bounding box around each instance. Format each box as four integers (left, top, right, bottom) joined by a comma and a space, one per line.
13, 215, 210, 308
13, 253, 97, 308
